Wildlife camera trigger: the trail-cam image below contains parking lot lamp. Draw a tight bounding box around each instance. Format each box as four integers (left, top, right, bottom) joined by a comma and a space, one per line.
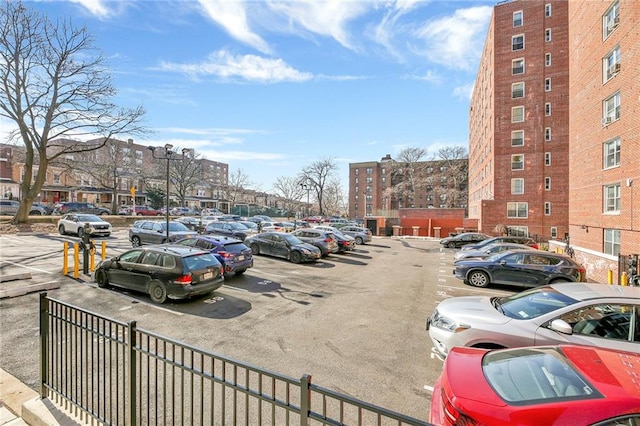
300, 181, 311, 217
148, 144, 183, 243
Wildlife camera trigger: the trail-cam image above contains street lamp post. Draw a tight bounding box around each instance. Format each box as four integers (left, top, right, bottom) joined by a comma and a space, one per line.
300, 182, 311, 217
148, 144, 188, 243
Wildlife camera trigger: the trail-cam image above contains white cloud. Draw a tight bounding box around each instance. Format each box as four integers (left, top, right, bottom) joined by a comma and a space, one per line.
412, 6, 493, 71
266, 0, 371, 51
158, 50, 313, 83
453, 82, 475, 100
69, 0, 112, 18
197, 0, 271, 54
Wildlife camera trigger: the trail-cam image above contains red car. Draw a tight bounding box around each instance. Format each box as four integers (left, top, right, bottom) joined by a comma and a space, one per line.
430, 345, 640, 426
131, 205, 162, 216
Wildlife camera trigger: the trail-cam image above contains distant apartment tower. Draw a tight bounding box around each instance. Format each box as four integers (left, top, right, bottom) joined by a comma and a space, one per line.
468, 0, 569, 240
349, 155, 468, 219
567, 0, 639, 279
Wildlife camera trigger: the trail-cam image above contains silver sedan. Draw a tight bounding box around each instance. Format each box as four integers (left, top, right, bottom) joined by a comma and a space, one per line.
426, 282, 640, 360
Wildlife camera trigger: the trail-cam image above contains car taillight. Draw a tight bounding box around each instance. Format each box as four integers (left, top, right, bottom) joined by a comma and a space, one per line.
531, 244, 539, 249
218, 251, 234, 259
441, 390, 479, 426
323, 237, 333, 243
174, 274, 192, 285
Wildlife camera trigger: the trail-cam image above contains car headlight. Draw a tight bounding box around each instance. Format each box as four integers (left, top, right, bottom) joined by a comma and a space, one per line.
301, 248, 312, 255
431, 312, 471, 333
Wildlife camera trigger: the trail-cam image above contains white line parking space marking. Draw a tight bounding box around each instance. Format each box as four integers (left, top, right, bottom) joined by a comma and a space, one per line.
437, 284, 508, 295
423, 385, 434, 392
0, 260, 53, 274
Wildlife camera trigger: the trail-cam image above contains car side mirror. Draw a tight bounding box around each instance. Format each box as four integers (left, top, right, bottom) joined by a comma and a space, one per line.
549, 319, 573, 335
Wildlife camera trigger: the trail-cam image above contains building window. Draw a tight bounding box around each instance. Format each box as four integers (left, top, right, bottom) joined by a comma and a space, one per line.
603, 1, 619, 40
545, 103, 551, 116
545, 127, 552, 141
511, 82, 525, 99
603, 92, 621, 124
507, 202, 528, 218
545, 3, 552, 17
545, 78, 551, 91
511, 178, 524, 195
545, 53, 551, 67
545, 177, 551, 190
603, 137, 621, 169
512, 35, 524, 51
53, 174, 61, 184
545, 152, 551, 165
511, 130, 524, 147
604, 46, 621, 82
511, 154, 524, 171
512, 106, 525, 123
513, 11, 523, 27
366, 167, 372, 174
604, 183, 620, 212
544, 202, 551, 215
604, 229, 621, 256
550, 227, 557, 239
512, 58, 525, 75
545, 29, 552, 42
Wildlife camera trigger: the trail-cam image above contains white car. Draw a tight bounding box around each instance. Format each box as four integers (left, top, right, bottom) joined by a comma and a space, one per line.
57, 213, 112, 237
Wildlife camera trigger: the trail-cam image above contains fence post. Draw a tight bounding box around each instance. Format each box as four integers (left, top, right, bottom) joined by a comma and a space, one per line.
300, 374, 312, 426
127, 321, 137, 426
39, 293, 49, 399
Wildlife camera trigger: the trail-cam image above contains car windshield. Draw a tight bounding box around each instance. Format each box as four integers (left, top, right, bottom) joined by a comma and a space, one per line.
282, 233, 303, 245
229, 223, 248, 230
482, 347, 597, 404
163, 222, 190, 232
493, 286, 578, 320
77, 214, 102, 222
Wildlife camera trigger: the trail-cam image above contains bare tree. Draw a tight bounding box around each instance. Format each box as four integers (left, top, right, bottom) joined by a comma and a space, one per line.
271, 176, 306, 215
319, 178, 345, 216
388, 147, 430, 208
0, 1, 145, 223
227, 169, 252, 208
168, 149, 201, 207
436, 146, 468, 208
300, 157, 338, 215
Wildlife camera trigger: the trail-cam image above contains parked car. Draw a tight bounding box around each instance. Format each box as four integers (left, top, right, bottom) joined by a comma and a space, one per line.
118, 205, 162, 216
175, 235, 253, 276
453, 250, 587, 288
312, 225, 356, 253
175, 216, 206, 232
261, 221, 295, 233
0, 200, 50, 216
461, 235, 539, 251
217, 214, 242, 222
128, 220, 197, 247
338, 225, 372, 245
57, 213, 112, 237
238, 221, 259, 232
204, 221, 254, 241
291, 228, 339, 257
244, 232, 321, 263
201, 208, 223, 216
429, 344, 640, 426
302, 216, 324, 223
94, 245, 224, 304
52, 202, 110, 216
453, 242, 537, 261
170, 206, 200, 216
426, 282, 640, 360
32, 202, 53, 215
439, 232, 491, 248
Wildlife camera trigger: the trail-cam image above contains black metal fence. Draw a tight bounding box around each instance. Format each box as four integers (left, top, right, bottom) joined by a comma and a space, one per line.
39, 294, 431, 425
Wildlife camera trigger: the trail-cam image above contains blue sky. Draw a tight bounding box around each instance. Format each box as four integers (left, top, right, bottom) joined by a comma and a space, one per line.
10, 0, 495, 192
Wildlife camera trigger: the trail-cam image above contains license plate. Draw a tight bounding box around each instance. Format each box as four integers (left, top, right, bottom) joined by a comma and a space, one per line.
237, 255, 244, 261
203, 272, 213, 280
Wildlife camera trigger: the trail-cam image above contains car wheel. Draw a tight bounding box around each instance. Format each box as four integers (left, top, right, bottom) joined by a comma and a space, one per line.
131, 236, 141, 247
31, 211, 41, 215
58, 225, 66, 235
95, 269, 109, 288
446, 242, 456, 248
290, 251, 302, 264
250, 243, 260, 255
149, 281, 168, 304
77, 227, 85, 238
235, 269, 246, 275
355, 237, 364, 245
137, 213, 143, 216
467, 270, 490, 287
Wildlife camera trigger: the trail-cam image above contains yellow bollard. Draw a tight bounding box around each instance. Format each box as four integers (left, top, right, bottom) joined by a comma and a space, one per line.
607, 269, 613, 285
63, 242, 68, 275
101, 241, 107, 260
73, 243, 80, 279
90, 246, 95, 272
621, 271, 628, 286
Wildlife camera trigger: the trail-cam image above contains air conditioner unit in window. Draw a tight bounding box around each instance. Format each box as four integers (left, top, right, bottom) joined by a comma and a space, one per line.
613, 16, 619, 25
613, 63, 621, 73
602, 117, 612, 126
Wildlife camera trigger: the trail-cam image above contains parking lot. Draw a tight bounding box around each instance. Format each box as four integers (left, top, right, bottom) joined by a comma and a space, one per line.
0, 229, 517, 421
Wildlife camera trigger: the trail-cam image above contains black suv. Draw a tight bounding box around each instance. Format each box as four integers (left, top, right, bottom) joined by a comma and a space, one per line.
52, 202, 110, 215
94, 245, 224, 304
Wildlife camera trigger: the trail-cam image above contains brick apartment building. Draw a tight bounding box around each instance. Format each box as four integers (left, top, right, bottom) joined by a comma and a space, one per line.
567, 0, 640, 282
468, 0, 570, 241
